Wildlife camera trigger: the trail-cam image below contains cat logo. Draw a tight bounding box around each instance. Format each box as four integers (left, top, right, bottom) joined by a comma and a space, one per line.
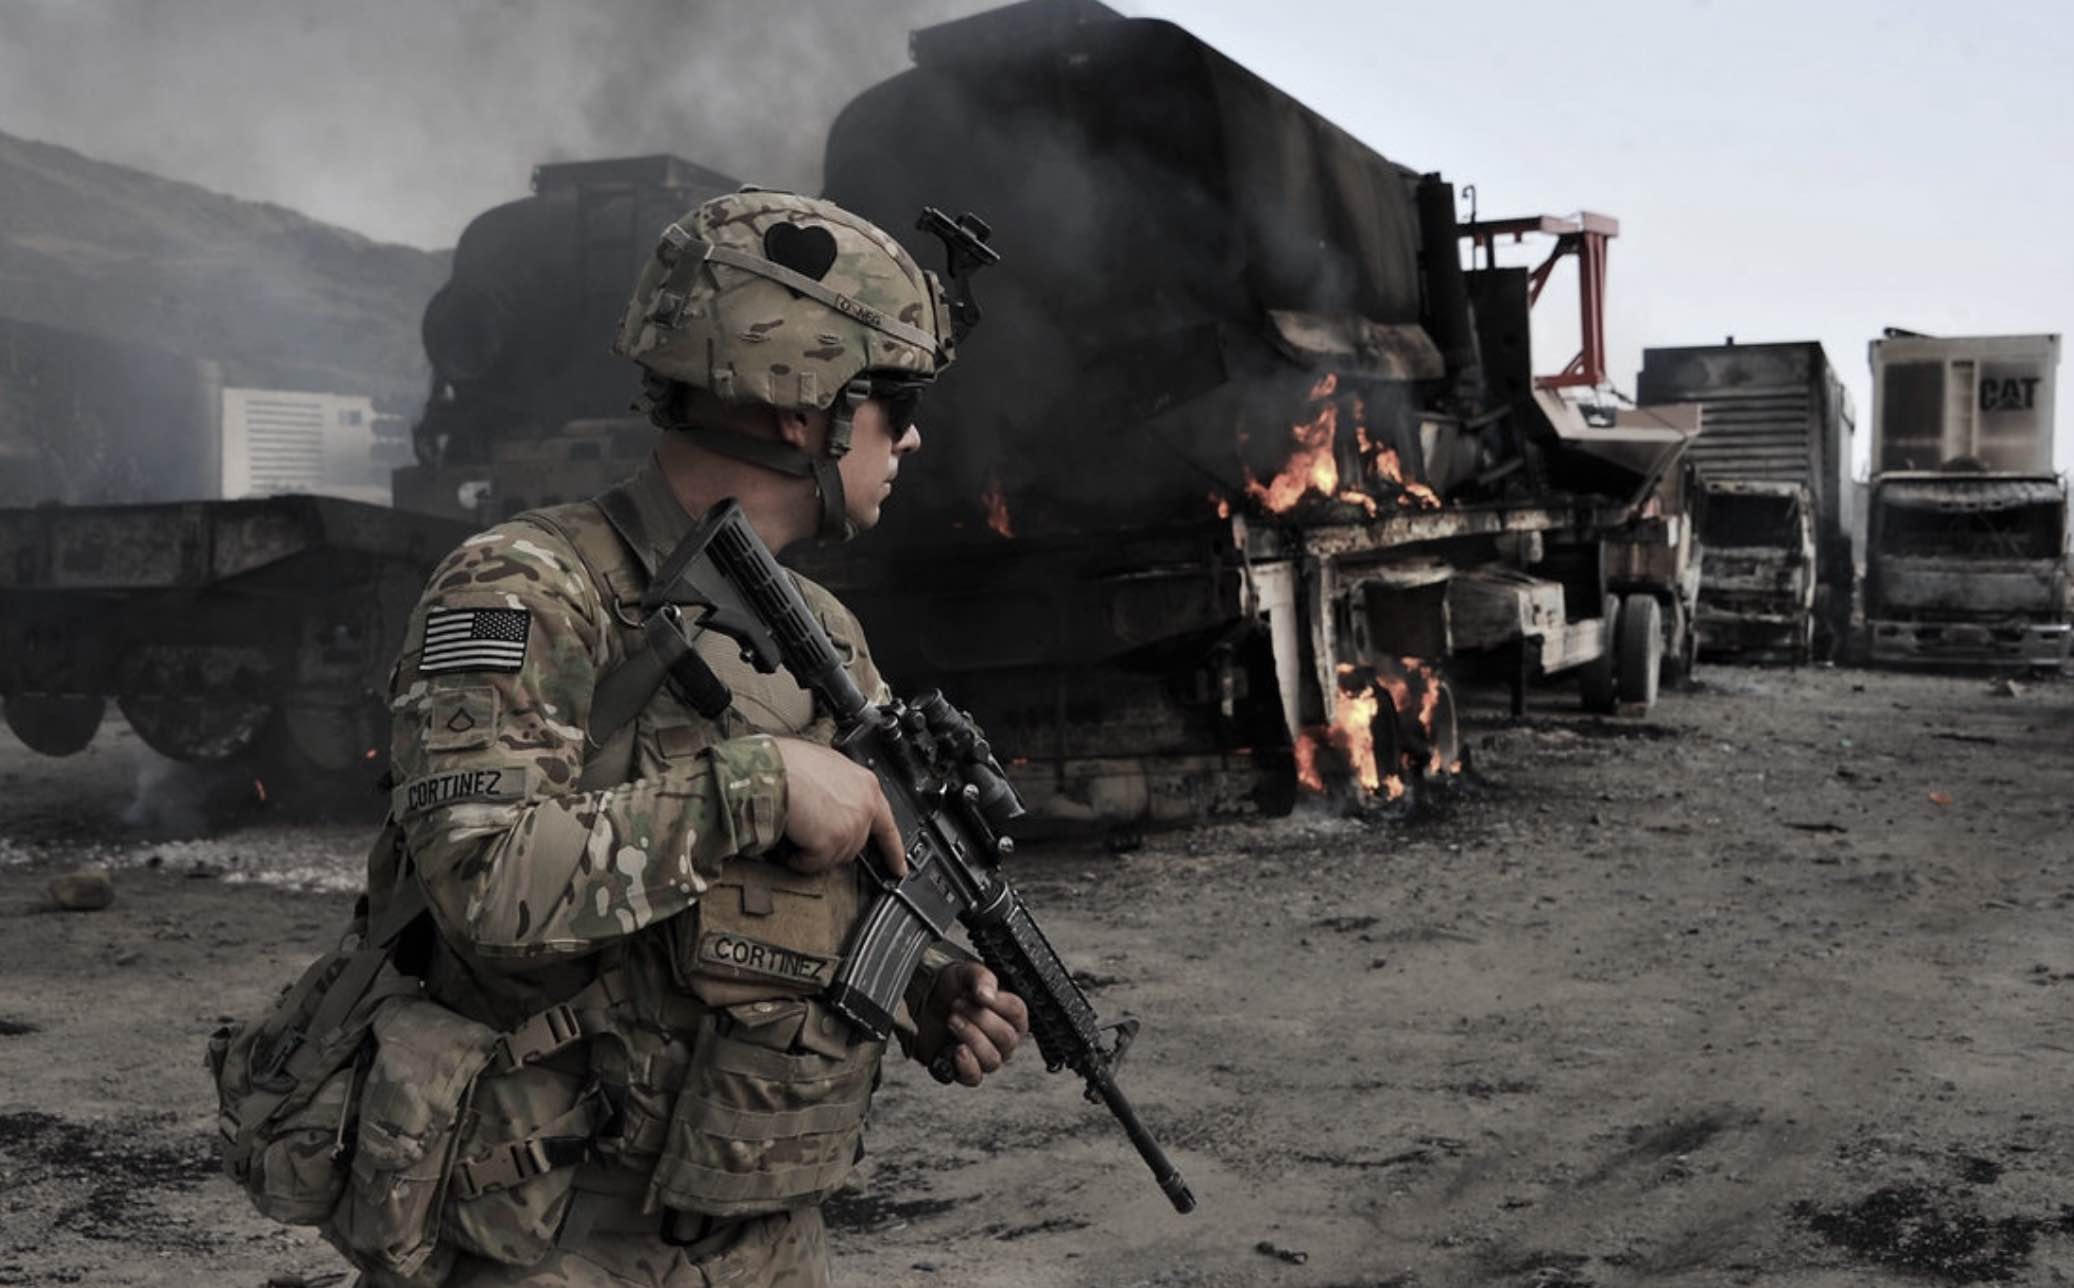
1980, 377, 2042, 413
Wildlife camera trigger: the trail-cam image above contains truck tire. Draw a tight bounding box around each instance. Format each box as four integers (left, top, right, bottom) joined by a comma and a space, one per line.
2, 695, 105, 757
1580, 594, 1620, 714
118, 695, 272, 762
1618, 593, 1663, 710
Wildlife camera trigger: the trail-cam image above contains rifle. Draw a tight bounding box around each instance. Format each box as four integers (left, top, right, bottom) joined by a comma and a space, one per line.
643, 498, 1197, 1216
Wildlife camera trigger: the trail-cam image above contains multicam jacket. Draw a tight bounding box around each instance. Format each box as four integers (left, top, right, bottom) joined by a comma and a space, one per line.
366, 454, 911, 1254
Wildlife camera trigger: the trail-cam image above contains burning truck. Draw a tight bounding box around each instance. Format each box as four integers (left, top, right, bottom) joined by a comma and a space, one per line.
799, 0, 1698, 820
0, 0, 1694, 824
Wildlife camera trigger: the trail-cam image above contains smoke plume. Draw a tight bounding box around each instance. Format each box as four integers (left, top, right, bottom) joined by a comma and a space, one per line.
0, 0, 994, 249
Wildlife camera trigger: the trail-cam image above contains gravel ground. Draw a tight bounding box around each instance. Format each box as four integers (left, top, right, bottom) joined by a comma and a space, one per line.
3, 665, 2073, 1287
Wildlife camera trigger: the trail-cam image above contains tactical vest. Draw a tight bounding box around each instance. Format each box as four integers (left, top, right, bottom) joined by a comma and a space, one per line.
361, 480, 900, 1271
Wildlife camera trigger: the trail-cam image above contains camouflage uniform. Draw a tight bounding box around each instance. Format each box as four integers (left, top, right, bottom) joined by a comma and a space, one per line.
371, 456, 907, 1287
357, 189, 968, 1288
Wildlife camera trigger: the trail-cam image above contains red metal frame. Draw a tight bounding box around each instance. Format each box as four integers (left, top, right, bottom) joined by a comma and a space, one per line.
1460, 212, 1619, 391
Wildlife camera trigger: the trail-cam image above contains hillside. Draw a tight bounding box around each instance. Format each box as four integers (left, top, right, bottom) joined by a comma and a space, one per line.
0, 130, 447, 403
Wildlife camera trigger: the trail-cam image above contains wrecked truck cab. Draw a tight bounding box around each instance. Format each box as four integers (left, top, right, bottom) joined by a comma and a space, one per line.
1694, 478, 1818, 664
1863, 472, 2070, 670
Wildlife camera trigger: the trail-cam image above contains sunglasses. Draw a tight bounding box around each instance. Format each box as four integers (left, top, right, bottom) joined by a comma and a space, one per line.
863, 373, 930, 435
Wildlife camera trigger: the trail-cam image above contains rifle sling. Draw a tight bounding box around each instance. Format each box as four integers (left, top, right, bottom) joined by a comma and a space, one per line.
588, 484, 736, 746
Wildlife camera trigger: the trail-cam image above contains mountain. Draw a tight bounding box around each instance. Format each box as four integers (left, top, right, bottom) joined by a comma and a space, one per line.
0, 130, 447, 404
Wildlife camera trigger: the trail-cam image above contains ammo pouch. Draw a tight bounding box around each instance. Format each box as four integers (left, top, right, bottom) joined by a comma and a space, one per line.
439, 972, 621, 1267
646, 996, 885, 1218
646, 855, 884, 1217
205, 881, 426, 1227
326, 996, 502, 1280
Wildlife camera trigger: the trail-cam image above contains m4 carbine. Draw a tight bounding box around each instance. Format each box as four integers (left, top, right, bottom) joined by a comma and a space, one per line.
647, 498, 1196, 1216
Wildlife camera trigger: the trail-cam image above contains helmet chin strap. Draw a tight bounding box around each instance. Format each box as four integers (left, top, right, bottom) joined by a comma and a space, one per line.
654, 377, 869, 544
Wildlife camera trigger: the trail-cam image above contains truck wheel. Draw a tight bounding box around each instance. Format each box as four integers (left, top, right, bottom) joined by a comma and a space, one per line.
1580, 594, 1620, 714
1617, 593, 1663, 710
3, 695, 106, 756
118, 695, 272, 762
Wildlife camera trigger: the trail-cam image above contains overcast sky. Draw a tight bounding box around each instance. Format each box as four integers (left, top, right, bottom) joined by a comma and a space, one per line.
2, 0, 2067, 471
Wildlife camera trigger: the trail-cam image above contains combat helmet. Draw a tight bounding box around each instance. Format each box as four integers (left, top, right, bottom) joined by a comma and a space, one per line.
616, 189, 983, 541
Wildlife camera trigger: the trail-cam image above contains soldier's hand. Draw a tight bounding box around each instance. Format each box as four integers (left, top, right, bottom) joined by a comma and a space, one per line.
772, 737, 907, 877
921, 962, 1029, 1087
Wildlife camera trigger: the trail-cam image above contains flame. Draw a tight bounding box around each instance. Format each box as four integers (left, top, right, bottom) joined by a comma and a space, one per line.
981, 474, 1013, 538
1294, 731, 1325, 792
1245, 374, 1441, 517
363, 747, 379, 761
1297, 660, 1464, 798
1396, 657, 1460, 777
1359, 429, 1443, 512
1211, 492, 1232, 520
1296, 671, 1385, 794
253, 778, 268, 803
1332, 684, 1384, 792
1245, 396, 1340, 513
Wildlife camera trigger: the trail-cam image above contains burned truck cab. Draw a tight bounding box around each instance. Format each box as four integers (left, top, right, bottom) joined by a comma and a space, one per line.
1695, 478, 1819, 663
1864, 472, 2068, 667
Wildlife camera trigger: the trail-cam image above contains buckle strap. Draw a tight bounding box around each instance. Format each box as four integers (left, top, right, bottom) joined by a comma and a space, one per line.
487, 968, 628, 1075
450, 1134, 593, 1201
450, 1080, 613, 1202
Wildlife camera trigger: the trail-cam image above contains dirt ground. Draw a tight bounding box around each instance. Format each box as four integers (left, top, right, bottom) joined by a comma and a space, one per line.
4, 663, 2073, 1288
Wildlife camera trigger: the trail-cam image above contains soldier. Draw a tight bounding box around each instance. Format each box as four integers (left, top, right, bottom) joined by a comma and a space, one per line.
367, 190, 1028, 1286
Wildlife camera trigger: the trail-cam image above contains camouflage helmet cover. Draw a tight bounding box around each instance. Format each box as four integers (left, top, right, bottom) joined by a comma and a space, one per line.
614, 190, 956, 410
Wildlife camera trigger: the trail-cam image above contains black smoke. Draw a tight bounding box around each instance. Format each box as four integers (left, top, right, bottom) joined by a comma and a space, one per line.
0, 0, 997, 250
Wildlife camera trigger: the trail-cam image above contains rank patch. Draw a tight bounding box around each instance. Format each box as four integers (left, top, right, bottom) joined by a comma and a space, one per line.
421, 607, 530, 674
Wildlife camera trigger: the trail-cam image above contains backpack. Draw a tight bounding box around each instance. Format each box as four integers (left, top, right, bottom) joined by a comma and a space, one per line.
204, 847, 429, 1227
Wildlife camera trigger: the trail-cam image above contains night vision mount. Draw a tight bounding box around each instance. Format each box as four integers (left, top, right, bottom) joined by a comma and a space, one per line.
917, 207, 998, 343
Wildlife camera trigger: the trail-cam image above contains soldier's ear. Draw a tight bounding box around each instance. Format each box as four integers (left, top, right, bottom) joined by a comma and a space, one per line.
774, 407, 818, 450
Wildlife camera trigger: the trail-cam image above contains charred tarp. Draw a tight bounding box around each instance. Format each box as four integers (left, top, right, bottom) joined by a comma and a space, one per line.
821, 0, 1480, 542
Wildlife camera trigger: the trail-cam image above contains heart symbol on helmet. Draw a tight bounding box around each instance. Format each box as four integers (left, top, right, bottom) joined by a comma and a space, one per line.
764, 222, 840, 285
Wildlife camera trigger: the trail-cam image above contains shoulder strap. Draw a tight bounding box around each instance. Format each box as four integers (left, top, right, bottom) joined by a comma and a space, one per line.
584, 483, 735, 743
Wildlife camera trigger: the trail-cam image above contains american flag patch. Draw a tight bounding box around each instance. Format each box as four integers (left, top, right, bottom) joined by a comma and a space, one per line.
420, 607, 531, 674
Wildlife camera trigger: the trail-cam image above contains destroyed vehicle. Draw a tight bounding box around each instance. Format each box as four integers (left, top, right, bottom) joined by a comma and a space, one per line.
0, 157, 737, 775
1863, 331, 2068, 670
1694, 478, 1818, 663
804, 0, 1696, 820
1636, 340, 1855, 659
1863, 472, 2068, 668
